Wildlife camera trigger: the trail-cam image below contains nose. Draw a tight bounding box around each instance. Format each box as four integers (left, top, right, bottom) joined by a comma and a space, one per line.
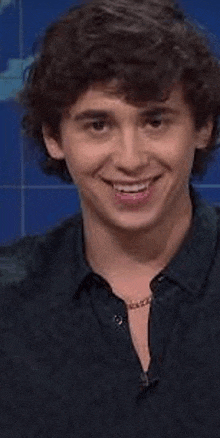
112, 128, 151, 170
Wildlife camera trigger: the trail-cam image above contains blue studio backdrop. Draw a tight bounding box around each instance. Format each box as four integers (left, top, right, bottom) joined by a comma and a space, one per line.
0, 0, 220, 245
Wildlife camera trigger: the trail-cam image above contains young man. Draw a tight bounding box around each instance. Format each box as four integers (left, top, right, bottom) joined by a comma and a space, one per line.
1, 0, 220, 436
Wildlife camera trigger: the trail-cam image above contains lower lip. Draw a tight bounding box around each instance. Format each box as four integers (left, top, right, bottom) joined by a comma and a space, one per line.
107, 177, 160, 207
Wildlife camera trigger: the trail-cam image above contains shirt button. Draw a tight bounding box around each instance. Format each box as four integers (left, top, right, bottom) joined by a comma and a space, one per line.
114, 315, 123, 325
140, 371, 150, 388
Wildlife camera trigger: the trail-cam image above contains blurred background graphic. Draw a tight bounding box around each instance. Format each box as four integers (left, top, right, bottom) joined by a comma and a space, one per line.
1, 0, 220, 245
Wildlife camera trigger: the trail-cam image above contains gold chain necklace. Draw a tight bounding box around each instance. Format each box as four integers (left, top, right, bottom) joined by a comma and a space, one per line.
126, 294, 153, 310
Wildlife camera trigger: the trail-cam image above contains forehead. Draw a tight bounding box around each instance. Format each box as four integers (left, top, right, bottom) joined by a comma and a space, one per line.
71, 80, 187, 111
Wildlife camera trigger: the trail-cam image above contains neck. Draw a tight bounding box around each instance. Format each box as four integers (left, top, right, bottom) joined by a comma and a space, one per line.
82, 191, 193, 280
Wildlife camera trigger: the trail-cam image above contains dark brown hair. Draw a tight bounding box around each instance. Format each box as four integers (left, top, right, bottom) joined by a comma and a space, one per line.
17, 0, 220, 184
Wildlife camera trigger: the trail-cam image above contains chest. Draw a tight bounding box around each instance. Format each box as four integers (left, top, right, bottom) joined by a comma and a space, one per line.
109, 278, 152, 372
127, 305, 151, 372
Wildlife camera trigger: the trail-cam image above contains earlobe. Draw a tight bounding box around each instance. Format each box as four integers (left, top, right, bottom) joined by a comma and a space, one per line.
42, 124, 65, 160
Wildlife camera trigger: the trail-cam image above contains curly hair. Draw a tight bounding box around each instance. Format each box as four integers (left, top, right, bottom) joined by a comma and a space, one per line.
16, 0, 220, 184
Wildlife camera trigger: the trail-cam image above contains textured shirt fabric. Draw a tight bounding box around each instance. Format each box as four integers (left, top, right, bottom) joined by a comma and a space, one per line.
1, 184, 220, 438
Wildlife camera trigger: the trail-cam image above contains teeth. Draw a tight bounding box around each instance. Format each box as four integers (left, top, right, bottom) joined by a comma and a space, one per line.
113, 181, 151, 193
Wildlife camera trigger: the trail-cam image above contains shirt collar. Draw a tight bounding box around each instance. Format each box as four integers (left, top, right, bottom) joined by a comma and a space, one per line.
71, 183, 219, 300
158, 184, 219, 297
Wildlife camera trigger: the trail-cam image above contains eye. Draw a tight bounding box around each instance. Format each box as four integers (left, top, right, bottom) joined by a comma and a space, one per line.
86, 120, 107, 132
150, 119, 162, 128
147, 116, 163, 128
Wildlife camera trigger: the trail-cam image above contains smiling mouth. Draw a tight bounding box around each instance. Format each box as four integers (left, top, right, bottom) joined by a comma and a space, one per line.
104, 175, 161, 191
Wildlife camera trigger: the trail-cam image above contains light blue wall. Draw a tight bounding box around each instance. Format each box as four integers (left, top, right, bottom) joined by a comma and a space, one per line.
1, 0, 220, 245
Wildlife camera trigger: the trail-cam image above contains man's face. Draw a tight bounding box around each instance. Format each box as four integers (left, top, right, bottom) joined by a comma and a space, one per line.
43, 81, 212, 232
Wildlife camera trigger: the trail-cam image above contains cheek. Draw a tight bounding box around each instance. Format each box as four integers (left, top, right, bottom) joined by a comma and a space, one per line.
163, 133, 195, 169
62, 143, 95, 183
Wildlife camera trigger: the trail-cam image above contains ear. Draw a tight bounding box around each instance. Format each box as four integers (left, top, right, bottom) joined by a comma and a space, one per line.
194, 118, 214, 150
42, 124, 65, 160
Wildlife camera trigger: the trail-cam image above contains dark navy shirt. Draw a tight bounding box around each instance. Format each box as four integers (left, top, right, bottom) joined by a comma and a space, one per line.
1, 184, 220, 437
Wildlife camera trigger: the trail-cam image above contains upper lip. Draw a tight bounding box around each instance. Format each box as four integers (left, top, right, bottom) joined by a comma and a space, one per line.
104, 176, 161, 185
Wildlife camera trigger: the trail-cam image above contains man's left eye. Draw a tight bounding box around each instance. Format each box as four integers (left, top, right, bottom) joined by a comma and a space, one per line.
146, 117, 163, 128
151, 119, 163, 128
85, 120, 107, 131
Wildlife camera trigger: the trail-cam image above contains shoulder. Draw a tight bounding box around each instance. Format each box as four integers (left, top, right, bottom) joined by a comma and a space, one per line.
0, 234, 40, 286
0, 212, 82, 287
213, 203, 220, 234
206, 203, 220, 272
214, 204, 220, 218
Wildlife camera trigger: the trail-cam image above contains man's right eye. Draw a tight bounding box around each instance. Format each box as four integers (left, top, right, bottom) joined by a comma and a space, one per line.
84, 120, 110, 134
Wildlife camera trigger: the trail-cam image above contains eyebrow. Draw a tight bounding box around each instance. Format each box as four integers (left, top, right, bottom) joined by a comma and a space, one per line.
72, 107, 179, 122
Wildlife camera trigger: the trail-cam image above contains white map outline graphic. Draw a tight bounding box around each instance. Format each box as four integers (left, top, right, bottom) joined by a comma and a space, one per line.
0, 0, 35, 101
0, 56, 35, 101
0, 0, 16, 15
